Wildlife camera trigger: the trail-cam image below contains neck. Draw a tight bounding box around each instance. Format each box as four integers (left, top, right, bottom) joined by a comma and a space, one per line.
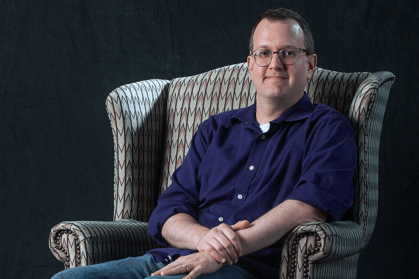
255, 93, 303, 124
256, 103, 286, 125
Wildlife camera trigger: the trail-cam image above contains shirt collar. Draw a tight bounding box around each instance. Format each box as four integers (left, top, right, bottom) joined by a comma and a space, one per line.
231, 93, 314, 125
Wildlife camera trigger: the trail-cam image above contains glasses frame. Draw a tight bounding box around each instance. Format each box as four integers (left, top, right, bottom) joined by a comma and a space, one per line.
249, 47, 310, 67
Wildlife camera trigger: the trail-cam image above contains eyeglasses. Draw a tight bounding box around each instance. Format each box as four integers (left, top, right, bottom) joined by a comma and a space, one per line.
249, 47, 310, 67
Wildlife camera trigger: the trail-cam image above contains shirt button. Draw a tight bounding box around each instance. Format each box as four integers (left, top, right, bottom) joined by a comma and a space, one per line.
218, 217, 224, 222
238, 194, 243, 199
249, 165, 254, 170
261, 135, 266, 140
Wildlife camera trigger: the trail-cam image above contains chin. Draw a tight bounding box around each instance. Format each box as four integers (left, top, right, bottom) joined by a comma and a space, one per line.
262, 86, 285, 96
260, 91, 285, 100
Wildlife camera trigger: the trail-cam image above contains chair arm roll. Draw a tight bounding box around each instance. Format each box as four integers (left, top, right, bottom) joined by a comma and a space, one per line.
49, 219, 160, 269
283, 220, 364, 264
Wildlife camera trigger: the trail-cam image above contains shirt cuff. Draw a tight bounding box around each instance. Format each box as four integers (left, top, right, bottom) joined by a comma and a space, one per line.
285, 182, 354, 221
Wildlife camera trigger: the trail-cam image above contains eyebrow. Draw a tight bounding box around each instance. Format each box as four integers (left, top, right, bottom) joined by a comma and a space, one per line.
256, 44, 298, 50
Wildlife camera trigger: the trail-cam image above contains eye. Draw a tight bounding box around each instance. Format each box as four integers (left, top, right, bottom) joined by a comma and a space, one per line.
256, 50, 271, 58
282, 49, 297, 57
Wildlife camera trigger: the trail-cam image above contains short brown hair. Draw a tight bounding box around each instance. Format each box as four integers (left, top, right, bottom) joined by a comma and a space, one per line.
249, 8, 314, 54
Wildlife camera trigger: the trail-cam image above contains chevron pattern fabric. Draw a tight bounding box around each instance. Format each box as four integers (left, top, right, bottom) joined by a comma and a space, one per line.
49, 63, 395, 278
106, 79, 170, 222
159, 63, 255, 194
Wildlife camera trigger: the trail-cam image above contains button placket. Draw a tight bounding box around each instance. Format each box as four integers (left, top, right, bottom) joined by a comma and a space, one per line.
220, 129, 270, 217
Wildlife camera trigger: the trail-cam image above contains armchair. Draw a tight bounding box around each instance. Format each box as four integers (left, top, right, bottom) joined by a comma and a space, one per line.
50, 63, 395, 278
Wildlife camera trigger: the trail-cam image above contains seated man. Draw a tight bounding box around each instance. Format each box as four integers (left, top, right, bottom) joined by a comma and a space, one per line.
52, 7, 356, 279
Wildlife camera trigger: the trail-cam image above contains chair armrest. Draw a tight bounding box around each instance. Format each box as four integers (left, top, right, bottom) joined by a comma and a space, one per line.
49, 219, 160, 269
280, 221, 364, 278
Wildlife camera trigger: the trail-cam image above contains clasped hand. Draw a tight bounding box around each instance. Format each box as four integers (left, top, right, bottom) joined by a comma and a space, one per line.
151, 220, 249, 278
196, 220, 249, 265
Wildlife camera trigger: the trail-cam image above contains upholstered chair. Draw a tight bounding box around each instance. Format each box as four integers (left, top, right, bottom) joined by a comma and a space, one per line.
49, 63, 395, 279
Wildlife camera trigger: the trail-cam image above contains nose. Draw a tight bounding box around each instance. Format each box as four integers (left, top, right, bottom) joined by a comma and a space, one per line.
269, 51, 284, 69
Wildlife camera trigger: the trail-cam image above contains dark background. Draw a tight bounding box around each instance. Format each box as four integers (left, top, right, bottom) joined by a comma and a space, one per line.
1, 0, 418, 278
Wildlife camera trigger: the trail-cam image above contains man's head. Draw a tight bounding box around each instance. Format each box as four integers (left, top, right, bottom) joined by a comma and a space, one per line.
249, 8, 314, 55
247, 8, 317, 107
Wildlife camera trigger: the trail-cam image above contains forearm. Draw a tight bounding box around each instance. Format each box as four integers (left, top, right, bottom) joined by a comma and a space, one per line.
162, 213, 209, 250
237, 199, 327, 255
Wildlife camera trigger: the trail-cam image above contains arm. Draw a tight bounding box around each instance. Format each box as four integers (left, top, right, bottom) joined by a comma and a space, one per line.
237, 199, 327, 255
161, 213, 208, 251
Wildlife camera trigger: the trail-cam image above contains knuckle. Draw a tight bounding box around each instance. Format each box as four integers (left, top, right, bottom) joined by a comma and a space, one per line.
219, 223, 228, 229
224, 242, 233, 249
215, 246, 224, 253
229, 233, 238, 241
210, 228, 218, 234
202, 246, 210, 253
208, 247, 216, 253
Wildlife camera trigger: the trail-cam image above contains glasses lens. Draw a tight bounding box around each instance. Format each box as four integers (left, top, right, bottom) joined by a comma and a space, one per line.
254, 48, 301, 66
279, 48, 298, 65
255, 50, 272, 67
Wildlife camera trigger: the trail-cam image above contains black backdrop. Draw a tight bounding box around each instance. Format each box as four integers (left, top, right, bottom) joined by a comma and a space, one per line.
1, 0, 418, 278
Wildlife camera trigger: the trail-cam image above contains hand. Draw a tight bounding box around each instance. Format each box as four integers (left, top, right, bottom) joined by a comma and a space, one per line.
196, 220, 249, 265
151, 251, 223, 279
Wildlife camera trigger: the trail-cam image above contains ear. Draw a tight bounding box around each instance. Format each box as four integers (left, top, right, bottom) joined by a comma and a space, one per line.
247, 55, 254, 72
306, 54, 317, 80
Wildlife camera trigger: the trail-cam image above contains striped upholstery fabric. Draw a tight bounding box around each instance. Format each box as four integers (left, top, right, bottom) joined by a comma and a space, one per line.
49, 63, 395, 278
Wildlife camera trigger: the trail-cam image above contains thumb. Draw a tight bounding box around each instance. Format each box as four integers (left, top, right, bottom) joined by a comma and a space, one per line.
230, 220, 249, 231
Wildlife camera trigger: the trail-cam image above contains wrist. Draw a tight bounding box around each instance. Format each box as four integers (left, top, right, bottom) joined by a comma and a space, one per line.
234, 226, 255, 256
193, 228, 209, 250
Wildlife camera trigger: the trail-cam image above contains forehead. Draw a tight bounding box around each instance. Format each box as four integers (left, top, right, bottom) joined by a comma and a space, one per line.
253, 18, 305, 49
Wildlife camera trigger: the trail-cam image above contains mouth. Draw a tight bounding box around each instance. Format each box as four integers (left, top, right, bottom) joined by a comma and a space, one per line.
264, 76, 287, 80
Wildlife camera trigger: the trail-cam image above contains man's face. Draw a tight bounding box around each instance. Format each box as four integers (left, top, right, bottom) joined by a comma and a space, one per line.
247, 19, 317, 104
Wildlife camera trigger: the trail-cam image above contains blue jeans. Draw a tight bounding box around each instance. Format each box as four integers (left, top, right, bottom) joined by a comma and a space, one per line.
51, 254, 257, 279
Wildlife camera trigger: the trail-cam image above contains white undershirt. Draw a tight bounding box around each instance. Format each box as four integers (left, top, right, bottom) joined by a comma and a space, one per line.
259, 123, 270, 133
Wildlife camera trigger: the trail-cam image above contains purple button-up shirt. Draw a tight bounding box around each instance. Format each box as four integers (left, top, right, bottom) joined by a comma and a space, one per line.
147, 93, 356, 278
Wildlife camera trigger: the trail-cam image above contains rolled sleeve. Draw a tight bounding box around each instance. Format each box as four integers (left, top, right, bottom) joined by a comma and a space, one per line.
286, 112, 357, 221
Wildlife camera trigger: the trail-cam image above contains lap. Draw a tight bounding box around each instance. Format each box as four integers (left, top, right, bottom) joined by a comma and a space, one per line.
51, 254, 164, 279
151, 264, 256, 279
51, 254, 256, 279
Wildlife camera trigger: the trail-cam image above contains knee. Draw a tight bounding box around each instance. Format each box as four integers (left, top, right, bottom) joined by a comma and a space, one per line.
51, 271, 65, 279
51, 269, 75, 279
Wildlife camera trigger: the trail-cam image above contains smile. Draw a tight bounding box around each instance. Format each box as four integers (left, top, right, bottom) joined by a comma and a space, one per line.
264, 76, 287, 80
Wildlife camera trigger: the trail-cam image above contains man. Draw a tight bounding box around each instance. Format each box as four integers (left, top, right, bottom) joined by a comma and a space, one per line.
52, 7, 356, 279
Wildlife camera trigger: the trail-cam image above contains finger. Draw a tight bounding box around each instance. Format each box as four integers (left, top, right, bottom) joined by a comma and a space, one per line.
214, 232, 239, 264
201, 237, 231, 264
150, 262, 177, 276
182, 267, 202, 279
204, 244, 227, 264
208, 225, 240, 264
159, 264, 189, 276
217, 225, 243, 260
230, 220, 249, 231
